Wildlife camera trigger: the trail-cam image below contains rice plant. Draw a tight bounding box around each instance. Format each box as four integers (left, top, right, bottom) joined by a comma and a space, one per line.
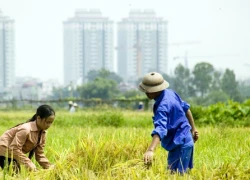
0, 110, 249, 179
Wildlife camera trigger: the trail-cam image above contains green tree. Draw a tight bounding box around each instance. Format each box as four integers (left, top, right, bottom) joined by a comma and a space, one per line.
50, 86, 79, 100
161, 73, 175, 89
211, 70, 222, 91
192, 62, 214, 97
221, 69, 242, 101
122, 90, 144, 99
238, 80, 250, 99
77, 77, 120, 99
172, 64, 191, 99
87, 69, 123, 84
204, 90, 229, 105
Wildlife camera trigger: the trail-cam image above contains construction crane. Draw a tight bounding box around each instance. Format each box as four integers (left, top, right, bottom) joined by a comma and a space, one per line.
173, 51, 189, 68
172, 51, 214, 68
173, 52, 239, 68
133, 40, 202, 77
169, 41, 202, 69
116, 40, 201, 77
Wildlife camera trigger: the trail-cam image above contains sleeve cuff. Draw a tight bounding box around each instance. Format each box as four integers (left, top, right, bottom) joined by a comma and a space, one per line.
151, 131, 164, 140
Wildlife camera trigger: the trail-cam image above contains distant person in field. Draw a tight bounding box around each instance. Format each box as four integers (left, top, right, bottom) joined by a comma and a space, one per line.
69, 102, 78, 113
0, 104, 55, 173
137, 101, 144, 111
138, 72, 199, 174
68, 101, 73, 110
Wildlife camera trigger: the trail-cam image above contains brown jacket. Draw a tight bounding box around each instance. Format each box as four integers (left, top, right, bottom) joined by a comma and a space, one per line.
0, 121, 51, 170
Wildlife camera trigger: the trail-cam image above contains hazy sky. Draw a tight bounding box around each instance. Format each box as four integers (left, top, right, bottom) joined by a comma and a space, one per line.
0, 0, 250, 84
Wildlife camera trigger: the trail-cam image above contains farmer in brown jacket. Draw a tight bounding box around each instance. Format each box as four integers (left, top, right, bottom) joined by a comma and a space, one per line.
0, 104, 55, 173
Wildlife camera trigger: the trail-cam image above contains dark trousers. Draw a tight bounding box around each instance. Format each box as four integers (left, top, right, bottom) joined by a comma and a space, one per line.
167, 145, 193, 174
0, 156, 20, 174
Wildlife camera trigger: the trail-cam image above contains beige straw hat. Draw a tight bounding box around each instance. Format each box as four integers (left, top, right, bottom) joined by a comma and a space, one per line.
138, 72, 169, 93
68, 101, 73, 105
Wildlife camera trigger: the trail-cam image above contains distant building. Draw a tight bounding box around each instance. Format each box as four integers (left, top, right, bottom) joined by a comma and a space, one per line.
0, 10, 15, 91
63, 9, 114, 86
117, 9, 168, 83
11, 77, 61, 100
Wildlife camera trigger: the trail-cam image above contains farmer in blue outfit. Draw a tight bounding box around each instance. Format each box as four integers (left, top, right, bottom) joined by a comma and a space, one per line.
138, 72, 199, 173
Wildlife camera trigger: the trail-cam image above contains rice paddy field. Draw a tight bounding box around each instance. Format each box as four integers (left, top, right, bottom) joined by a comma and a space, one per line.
0, 109, 250, 180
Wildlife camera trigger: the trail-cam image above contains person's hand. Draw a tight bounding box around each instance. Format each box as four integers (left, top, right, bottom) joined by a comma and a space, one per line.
144, 150, 154, 165
192, 129, 199, 142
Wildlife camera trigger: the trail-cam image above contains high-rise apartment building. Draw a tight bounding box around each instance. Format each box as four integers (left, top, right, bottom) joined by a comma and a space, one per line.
63, 9, 114, 86
0, 10, 15, 90
117, 9, 168, 83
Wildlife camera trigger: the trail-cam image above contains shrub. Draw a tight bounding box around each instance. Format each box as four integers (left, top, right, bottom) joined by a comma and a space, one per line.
94, 111, 125, 127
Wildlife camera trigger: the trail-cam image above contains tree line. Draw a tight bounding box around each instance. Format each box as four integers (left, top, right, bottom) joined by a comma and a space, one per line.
50, 62, 250, 106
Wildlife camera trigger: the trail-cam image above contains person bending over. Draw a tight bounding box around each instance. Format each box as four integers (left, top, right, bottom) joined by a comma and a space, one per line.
138, 72, 199, 174
0, 104, 55, 173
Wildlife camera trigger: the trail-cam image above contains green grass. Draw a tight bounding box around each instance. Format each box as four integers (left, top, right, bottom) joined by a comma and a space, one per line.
0, 110, 249, 179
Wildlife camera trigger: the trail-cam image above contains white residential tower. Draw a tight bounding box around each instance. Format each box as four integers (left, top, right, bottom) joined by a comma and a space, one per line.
0, 10, 15, 91
63, 9, 114, 86
117, 9, 168, 83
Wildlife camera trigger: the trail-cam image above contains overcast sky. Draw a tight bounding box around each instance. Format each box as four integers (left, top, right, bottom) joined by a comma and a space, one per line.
0, 0, 250, 84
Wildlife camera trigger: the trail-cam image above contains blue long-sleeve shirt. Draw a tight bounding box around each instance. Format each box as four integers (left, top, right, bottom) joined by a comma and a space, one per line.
151, 89, 193, 151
